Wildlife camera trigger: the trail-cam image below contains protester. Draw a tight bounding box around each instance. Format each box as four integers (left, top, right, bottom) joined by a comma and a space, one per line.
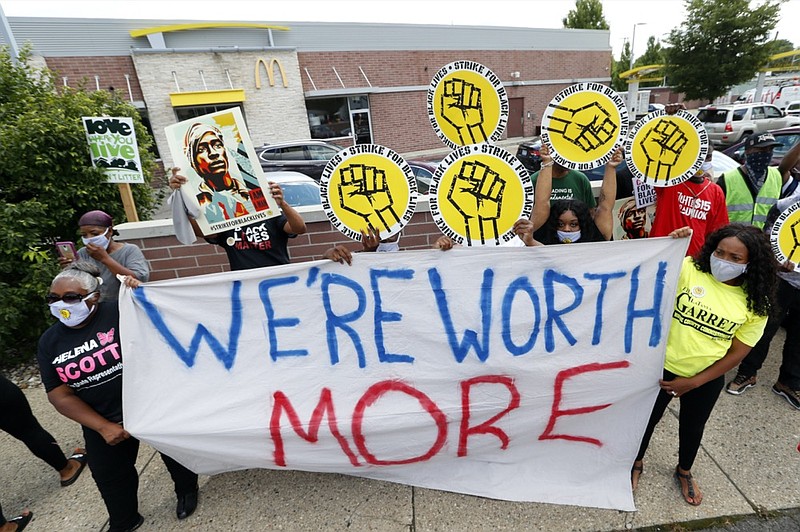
37, 262, 199, 531
169, 168, 307, 270
717, 133, 800, 228
530, 152, 597, 209
725, 184, 800, 409
59, 210, 149, 302
0, 506, 31, 532
632, 223, 776, 505
650, 147, 729, 256
0, 374, 87, 487
529, 143, 621, 244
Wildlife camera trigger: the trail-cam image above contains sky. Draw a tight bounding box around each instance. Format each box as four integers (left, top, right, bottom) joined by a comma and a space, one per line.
2, 0, 799, 60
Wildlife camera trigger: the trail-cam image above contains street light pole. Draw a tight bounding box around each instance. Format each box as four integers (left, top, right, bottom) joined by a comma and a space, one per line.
629, 22, 647, 71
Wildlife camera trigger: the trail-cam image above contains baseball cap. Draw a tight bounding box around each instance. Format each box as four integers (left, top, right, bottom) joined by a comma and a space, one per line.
744, 132, 781, 150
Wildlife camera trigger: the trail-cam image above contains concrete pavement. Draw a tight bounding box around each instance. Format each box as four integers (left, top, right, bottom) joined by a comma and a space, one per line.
2, 328, 798, 531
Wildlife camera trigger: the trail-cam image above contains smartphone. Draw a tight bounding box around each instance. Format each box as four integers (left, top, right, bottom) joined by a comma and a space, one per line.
56, 241, 77, 261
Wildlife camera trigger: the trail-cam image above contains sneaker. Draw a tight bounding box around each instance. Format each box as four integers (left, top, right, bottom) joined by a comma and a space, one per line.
726, 373, 756, 395
772, 382, 800, 410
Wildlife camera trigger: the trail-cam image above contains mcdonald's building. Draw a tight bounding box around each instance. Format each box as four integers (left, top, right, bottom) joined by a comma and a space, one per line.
2, 17, 611, 169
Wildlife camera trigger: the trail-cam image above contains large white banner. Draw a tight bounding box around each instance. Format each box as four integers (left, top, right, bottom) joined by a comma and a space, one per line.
120, 238, 688, 511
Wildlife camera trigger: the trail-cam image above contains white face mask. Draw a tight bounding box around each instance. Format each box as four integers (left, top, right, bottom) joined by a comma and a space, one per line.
82, 228, 110, 249
49, 294, 96, 327
710, 255, 747, 283
701, 161, 713, 173
557, 230, 581, 243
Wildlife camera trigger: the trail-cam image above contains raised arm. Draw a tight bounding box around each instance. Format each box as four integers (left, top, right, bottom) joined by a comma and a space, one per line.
270, 182, 308, 235
592, 147, 622, 240
532, 143, 554, 231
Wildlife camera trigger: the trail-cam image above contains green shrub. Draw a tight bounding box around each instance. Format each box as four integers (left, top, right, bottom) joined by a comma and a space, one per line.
0, 46, 161, 367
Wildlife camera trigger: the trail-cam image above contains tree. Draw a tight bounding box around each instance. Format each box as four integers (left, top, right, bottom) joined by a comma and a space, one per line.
611, 41, 632, 92
664, 0, 783, 102
563, 0, 610, 30
634, 36, 666, 87
0, 46, 161, 367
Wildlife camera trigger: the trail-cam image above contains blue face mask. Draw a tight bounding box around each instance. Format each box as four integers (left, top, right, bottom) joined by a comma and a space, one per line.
82, 228, 110, 249
557, 230, 581, 243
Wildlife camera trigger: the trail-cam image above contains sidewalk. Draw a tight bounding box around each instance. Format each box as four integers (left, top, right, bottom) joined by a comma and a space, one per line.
2, 327, 798, 531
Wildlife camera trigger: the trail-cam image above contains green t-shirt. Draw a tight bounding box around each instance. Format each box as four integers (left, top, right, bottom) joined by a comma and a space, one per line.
531, 169, 597, 208
665, 257, 767, 378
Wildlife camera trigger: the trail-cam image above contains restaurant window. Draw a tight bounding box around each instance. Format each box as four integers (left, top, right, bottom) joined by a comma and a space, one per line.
306, 96, 372, 144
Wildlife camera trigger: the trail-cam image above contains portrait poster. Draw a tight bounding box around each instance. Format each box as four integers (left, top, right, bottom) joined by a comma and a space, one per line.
541, 83, 629, 171
624, 110, 709, 187
165, 108, 278, 235
427, 61, 509, 149
82, 116, 144, 184
320, 144, 418, 240
613, 196, 656, 241
428, 144, 533, 246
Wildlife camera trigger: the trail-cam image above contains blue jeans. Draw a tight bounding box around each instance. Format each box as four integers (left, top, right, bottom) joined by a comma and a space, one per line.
738, 278, 800, 389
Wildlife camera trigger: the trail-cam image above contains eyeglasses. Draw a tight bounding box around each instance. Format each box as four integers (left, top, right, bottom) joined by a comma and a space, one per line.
46, 292, 95, 305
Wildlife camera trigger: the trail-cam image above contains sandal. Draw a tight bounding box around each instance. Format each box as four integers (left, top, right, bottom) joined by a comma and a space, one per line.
61, 449, 88, 487
674, 466, 702, 506
631, 461, 644, 491
8, 510, 33, 531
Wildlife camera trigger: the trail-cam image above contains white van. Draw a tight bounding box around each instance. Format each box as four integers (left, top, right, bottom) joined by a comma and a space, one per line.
737, 84, 800, 111
775, 85, 800, 110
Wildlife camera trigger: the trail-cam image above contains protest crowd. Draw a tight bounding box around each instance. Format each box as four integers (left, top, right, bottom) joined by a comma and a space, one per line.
4, 82, 800, 532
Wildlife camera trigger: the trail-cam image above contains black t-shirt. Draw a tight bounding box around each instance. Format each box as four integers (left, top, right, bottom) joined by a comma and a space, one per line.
206, 216, 293, 271
37, 302, 124, 423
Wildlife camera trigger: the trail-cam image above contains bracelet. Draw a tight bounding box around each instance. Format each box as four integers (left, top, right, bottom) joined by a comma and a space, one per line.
541, 161, 554, 168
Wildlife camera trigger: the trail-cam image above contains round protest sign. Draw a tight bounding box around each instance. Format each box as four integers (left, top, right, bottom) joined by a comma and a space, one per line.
624, 110, 709, 187
320, 144, 418, 240
428, 144, 533, 246
427, 61, 509, 149
541, 83, 628, 171
770, 201, 800, 266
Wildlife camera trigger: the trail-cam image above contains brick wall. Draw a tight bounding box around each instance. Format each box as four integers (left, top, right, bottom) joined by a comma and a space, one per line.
119, 208, 442, 282
45, 56, 144, 101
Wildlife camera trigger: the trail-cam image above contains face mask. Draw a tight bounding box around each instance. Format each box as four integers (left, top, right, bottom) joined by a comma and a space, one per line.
710, 255, 747, 283
49, 295, 95, 327
82, 228, 110, 249
701, 162, 713, 173
557, 230, 581, 243
376, 242, 400, 252
744, 151, 772, 185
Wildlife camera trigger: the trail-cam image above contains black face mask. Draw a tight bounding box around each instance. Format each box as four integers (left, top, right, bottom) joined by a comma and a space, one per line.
744, 151, 773, 187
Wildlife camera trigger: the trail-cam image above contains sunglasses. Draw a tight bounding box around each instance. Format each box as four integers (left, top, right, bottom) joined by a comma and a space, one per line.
46, 292, 96, 305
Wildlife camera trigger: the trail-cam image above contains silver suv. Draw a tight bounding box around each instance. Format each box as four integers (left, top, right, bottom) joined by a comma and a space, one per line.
257, 140, 343, 181
697, 102, 800, 146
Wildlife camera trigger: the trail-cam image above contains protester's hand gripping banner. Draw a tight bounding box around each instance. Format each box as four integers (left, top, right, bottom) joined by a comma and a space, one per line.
165, 108, 279, 235
120, 238, 688, 511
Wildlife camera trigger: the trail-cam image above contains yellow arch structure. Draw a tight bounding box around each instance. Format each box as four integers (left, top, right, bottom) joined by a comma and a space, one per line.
761, 49, 800, 73
130, 22, 290, 38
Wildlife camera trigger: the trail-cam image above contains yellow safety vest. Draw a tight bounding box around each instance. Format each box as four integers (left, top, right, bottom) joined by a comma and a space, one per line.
723, 167, 782, 229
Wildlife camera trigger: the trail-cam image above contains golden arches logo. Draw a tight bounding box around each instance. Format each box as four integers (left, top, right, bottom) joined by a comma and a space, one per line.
254, 58, 288, 89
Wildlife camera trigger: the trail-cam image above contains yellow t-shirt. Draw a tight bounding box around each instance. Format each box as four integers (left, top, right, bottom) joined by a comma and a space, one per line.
665, 257, 767, 378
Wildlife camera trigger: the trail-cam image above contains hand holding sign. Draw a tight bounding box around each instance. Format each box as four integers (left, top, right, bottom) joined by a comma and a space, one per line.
441, 79, 488, 145
337, 163, 400, 231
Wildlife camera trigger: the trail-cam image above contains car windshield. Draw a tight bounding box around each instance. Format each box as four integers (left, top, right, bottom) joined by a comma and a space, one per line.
279, 183, 321, 207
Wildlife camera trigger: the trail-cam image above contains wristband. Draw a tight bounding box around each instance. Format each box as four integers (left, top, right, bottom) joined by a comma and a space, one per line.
540, 161, 554, 168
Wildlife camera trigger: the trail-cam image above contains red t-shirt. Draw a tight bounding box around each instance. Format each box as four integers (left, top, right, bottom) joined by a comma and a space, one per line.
650, 178, 729, 257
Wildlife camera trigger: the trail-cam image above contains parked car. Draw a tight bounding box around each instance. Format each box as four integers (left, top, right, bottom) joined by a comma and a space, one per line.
696, 102, 800, 146
722, 126, 800, 179
407, 159, 439, 195
515, 138, 542, 173
266, 171, 322, 207
257, 140, 343, 181
786, 101, 800, 117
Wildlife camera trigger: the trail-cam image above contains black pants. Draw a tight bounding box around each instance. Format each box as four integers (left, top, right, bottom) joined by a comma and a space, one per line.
636, 369, 725, 470
83, 426, 198, 531
738, 278, 800, 389
0, 374, 68, 473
